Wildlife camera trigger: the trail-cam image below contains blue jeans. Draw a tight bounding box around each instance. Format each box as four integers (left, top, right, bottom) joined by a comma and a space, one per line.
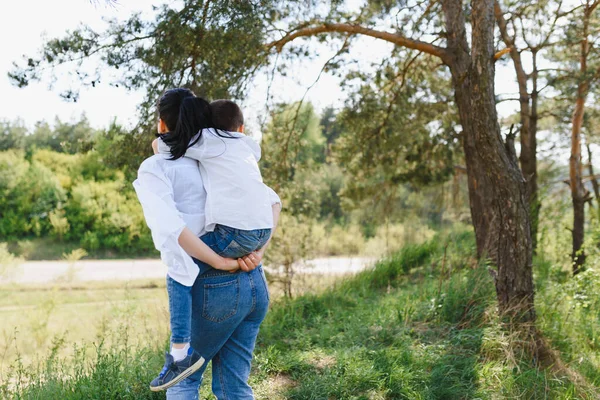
166, 266, 270, 399
168, 225, 271, 344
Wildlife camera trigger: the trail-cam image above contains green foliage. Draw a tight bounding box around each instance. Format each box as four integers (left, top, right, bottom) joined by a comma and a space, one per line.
0, 120, 27, 151
0, 118, 99, 154
0, 149, 154, 255
335, 55, 458, 209
262, 102, 326, 189
0, 150, 66, 238
1, 338, 165, 400
65, 180, 153, 252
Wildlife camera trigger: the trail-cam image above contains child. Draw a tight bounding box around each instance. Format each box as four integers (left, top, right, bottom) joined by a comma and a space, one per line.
148, 97, 278, 391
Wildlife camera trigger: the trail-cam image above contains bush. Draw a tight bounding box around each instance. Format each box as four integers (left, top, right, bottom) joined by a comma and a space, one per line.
65, 180, 153, 252
32, 149, 83, 189
0, 151, 66, 238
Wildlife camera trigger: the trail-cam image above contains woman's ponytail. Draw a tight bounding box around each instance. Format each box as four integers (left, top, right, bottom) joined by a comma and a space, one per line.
160, 94, 213, 160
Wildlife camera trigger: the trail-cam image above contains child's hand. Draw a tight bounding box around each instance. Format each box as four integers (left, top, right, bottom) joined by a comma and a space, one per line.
216, 257, 240, 272
237, 251, 263, 272
152, 138, 159, 155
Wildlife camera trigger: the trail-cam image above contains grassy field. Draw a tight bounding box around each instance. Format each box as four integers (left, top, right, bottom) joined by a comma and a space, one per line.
1, 231, 599, 399
5, 221, 436, 261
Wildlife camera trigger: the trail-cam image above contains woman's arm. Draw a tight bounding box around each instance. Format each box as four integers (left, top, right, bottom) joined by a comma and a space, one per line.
134, 159, 239, 272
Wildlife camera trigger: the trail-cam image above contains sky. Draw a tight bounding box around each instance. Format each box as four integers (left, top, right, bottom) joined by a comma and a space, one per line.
0, 0, 521, 134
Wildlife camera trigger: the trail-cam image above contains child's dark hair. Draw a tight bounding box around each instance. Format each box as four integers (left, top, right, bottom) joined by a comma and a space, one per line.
158, 88, 213, 160
210, 100, 244, 132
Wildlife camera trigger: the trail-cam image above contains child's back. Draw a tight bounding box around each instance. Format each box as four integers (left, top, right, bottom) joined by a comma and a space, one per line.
182, 128, 273, 233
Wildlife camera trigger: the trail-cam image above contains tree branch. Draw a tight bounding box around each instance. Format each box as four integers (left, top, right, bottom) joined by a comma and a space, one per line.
267, 22, 451, 65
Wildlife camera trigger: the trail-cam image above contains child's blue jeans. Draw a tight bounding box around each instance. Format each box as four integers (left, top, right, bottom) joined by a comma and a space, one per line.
168, 225, 271, 344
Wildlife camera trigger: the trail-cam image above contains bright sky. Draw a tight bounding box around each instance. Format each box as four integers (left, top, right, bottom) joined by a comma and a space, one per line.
0, 0, 520, 133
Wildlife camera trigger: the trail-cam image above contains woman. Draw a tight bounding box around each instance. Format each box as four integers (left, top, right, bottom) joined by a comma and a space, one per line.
134, 88, 280, 399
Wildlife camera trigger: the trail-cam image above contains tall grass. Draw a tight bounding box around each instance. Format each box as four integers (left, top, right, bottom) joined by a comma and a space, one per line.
2, 229, 599, 399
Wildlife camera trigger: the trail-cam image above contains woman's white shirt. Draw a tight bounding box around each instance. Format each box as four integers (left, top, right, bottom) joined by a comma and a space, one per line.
133, 154, 207, 286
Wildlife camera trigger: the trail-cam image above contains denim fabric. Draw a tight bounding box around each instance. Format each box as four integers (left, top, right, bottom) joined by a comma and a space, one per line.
167, 277, 193, 343
168, 225, 271, 344
166, 265, 270, 400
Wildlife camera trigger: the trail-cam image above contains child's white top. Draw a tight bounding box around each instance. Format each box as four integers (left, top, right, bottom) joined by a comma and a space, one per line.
158, 128, 273, 233
133, 154, 281, 287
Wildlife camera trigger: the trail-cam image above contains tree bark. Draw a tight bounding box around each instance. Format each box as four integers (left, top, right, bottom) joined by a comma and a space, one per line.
569, 2, 596, 275
586, 144, 600, 213
571, 92, 587, 275
443, 0, 534, 321
494, 2, 539, 253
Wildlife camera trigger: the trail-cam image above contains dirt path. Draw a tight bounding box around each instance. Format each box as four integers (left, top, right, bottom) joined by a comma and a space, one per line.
0, 257, 377, 284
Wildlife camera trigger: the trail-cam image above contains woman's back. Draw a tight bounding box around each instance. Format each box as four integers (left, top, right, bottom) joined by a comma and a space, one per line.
138, 154, 207, 238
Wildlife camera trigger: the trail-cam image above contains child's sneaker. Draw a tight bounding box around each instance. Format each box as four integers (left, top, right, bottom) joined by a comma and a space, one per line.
150, 347, 205, 391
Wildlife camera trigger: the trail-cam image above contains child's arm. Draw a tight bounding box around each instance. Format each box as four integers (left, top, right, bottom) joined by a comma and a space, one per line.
152, 139, 159, 155
178, 227, 239, 271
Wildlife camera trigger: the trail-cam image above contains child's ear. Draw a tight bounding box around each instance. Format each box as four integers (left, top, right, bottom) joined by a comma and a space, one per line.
157, 119, 168, 134
237, 124, 245, 133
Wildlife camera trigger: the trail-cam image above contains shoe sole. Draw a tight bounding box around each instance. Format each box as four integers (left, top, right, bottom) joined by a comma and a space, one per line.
149, 356, 206, 392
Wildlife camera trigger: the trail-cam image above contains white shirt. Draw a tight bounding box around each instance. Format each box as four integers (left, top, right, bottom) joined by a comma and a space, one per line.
158, 128, 274, 232
133, 154, 280, 287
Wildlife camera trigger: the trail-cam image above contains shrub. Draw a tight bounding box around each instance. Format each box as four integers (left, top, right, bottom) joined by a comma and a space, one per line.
64, 180, 153, 253
49, 209, 70, 240
0, 151, 66, 238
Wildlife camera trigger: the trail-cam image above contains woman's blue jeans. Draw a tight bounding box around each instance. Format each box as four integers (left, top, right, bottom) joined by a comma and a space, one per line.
168, 225, 271, 344
166, 265, 270, 400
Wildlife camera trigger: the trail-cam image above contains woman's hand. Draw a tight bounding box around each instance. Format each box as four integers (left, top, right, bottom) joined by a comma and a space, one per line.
236, 251, 263, 272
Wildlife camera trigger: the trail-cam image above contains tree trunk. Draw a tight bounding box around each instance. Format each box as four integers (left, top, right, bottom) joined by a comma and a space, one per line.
494, 3, 540, 253
529, 52, 540, 254
443, 0, 534, 321
570, 3, 594, 275
571, 94, 587, 274
586, 143, 600, 213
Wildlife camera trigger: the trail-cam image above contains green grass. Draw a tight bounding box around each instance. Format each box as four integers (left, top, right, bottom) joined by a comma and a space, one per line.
2, 231, 599, 399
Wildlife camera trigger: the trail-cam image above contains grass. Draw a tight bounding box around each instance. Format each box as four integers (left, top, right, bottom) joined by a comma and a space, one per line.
2, 230, 599, 399
0, 275, 341, 378
6, 220, 439, 261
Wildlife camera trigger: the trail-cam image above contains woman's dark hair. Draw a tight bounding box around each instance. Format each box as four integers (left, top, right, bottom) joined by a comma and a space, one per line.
158, 88, 213, 160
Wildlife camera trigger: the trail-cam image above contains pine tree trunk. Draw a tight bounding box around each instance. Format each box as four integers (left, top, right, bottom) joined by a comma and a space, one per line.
443, 0, 534, 321
570, 3, 595, 275
586, 144, 600, 212
494, 2, 540, 253
571, 94, 587, 274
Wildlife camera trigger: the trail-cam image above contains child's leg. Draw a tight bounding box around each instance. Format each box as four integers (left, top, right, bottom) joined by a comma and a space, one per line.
166, 275, 193, 360
206, 225, 272, 259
